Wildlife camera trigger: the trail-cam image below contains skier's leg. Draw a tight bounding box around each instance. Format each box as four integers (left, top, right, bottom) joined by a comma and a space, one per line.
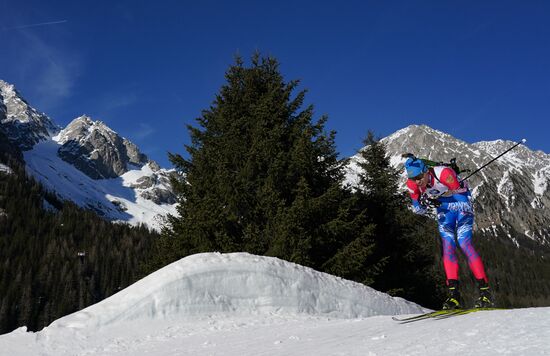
438, 211, 462, 309
456, 211, 487, 282
456, 211, 493, 306
437, 211, 459, 282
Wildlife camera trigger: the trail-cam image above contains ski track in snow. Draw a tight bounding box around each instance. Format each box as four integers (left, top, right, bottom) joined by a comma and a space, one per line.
1, 253, 549, 356
3, 308, 549, 355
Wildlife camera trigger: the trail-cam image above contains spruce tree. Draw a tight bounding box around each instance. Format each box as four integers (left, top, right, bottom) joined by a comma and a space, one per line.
151, 53, 354, 269
354, 131, 440, 304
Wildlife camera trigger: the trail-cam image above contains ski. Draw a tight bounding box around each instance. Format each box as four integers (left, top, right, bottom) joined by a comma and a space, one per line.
392, 307, 503, 323
433, 307, 503, 319
391, 309, 455, 322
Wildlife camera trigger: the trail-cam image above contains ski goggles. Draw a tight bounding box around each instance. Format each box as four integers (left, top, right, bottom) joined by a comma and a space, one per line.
411, 172, 426, 182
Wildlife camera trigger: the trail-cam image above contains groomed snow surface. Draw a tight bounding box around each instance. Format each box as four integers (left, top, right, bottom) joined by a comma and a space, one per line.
1, 253, 549, 355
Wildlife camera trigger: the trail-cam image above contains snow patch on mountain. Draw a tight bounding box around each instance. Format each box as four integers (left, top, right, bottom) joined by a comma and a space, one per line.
0, 163, 12, 175
496, 170, 515, 212
533, 168, 549, 196
23, 139, 176, 230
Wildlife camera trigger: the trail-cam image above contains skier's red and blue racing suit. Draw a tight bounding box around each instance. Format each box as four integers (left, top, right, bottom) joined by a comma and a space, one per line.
406, 166, 488, 284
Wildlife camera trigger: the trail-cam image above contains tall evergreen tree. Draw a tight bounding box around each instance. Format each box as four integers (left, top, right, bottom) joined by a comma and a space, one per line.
149, 54, 361, 270
354, 131, 441, 305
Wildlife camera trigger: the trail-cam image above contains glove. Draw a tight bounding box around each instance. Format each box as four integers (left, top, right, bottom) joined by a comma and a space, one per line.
419, 194, 441, 208
412, 204, 428, 216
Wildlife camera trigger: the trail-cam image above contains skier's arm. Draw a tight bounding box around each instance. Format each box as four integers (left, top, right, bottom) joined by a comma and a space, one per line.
411, 199, 429, 215
438, 168, 469, 195
406, 180, 428, 215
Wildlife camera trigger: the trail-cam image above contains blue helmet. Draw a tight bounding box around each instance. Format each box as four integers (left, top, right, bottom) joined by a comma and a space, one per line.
405, 158, 427, 178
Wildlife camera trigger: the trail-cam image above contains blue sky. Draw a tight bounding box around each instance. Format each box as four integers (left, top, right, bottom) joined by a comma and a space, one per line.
1, 1, 549, 167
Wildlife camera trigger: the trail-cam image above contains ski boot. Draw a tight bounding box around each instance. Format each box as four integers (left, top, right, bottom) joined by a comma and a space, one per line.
474, 279, 494, 308
442, 279, 463, 310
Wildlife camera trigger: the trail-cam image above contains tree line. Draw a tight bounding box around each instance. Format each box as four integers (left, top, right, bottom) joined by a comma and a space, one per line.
0, 141, 159, 333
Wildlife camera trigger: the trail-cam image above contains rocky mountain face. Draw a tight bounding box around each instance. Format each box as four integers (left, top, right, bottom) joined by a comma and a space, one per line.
56, 116, 149, 179
0, 80, 59, 150
346, 125, 550, 248
0, 79, 176, 230
53, 115, 176, 207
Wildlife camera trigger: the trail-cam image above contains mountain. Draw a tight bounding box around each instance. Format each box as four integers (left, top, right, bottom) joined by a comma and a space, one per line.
346, 124, 550, 249
1, 252, 549, 355
0, 80, 176, 230
0, 80, 59, 150
55, 115, 149, 180
3, 77, 549, 242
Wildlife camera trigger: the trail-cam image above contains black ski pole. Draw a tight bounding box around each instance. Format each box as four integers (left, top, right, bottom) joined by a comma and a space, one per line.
460, 138, 527, 182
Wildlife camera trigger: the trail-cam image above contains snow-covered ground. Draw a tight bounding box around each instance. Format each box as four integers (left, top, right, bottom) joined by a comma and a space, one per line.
1, 253, 549, 356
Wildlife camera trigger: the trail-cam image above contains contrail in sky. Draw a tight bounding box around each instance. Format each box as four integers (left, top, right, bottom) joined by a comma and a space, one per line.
3, 20, 68, 31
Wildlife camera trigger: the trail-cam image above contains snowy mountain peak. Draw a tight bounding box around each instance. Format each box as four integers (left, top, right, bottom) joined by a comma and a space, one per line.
55, 115, 149, 180
383, 124, 470, 158
349, 124, 550, 248
56, 115, 117, 145
0, 79, 60, 150
0, 79, 16, 93
0, 79, 177, 230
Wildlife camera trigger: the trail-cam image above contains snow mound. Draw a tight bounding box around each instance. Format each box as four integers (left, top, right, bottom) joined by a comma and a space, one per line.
51, 252, 423, 330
